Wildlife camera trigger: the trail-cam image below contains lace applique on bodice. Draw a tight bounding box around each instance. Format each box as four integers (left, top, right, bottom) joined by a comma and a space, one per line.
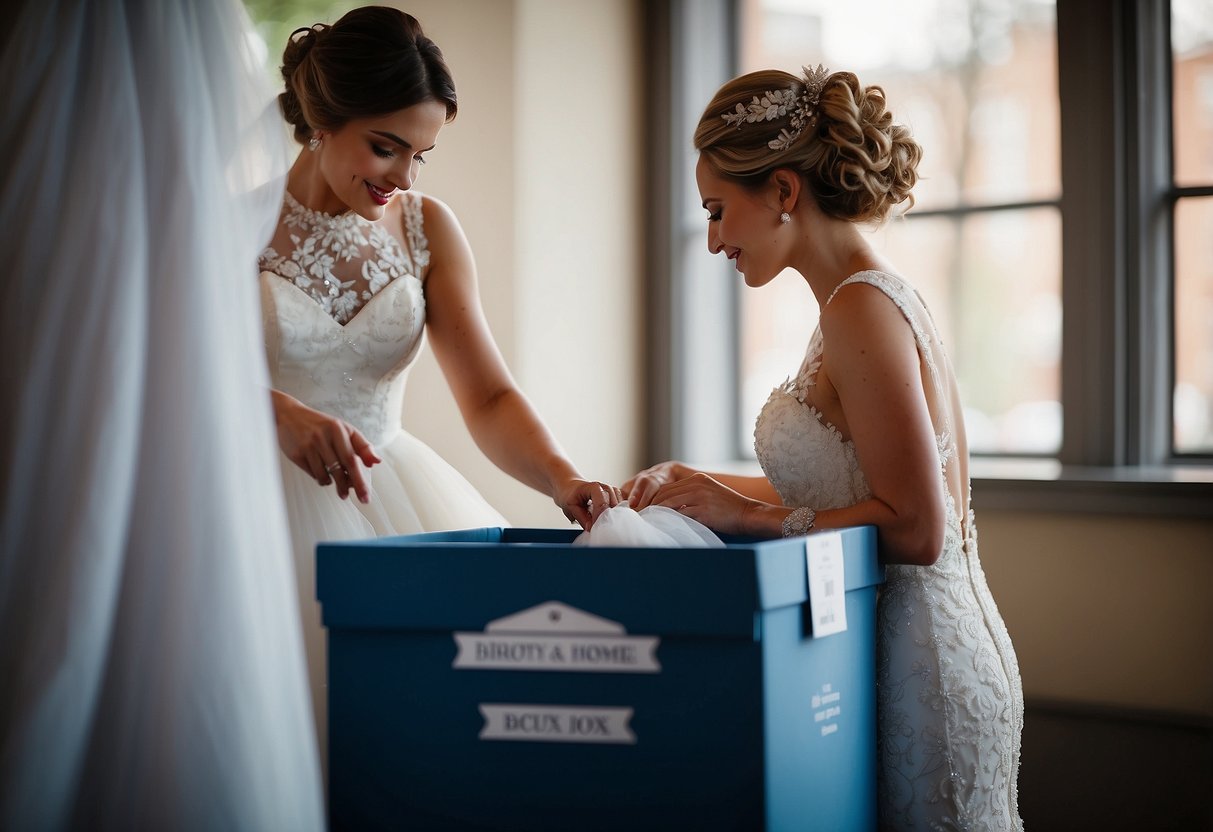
258, 191, 430, 447
755, 271, 957, 522
754, 384, 871, 511
259, 190, 429, 325
753, 270, 1024, 830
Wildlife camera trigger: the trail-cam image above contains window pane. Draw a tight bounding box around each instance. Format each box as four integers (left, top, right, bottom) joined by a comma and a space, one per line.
869, 209, 1061, 455
739, 0, 1060, 210
1174, 196, 1213, 454
1172, 0, 1213, 187
738, 269, 818, 453
244, 0, 358, 82
737, 208, 1062, 456
735, 0, 1061, 458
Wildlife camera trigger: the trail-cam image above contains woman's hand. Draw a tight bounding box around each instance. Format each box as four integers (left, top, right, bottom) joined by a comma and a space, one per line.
621, 460, 693, 509
648, 472, 760, 536
553, 478, 622, 530
271, 390, 382, 503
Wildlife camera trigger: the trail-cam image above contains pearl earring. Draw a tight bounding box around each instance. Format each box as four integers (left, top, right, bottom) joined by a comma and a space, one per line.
780, 211, 791, 224
308, 134, 322, 152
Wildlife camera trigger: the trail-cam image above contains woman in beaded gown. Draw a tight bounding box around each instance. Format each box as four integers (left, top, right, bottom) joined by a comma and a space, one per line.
624, 67, 1024, 830
261, 7, 620, 760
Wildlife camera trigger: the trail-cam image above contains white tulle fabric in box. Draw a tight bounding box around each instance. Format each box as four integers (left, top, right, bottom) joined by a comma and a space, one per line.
573, 506, 725, 548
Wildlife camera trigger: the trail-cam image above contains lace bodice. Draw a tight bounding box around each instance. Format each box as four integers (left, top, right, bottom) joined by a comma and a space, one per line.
755, 271, 957, 520
258, 191, 430, 447
753, 270, 1024, 830
260, 190, 430, 325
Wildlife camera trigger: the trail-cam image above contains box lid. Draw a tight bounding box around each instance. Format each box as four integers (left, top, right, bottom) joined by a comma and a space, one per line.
317, 525, 881, 638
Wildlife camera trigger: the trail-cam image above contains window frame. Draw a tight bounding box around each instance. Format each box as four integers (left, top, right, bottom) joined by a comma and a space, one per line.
645, 0, 1213, 518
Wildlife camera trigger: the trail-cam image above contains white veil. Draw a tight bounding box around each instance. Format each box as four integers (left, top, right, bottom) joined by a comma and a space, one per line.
0, 1, 323, 829
574, 506, 726, 548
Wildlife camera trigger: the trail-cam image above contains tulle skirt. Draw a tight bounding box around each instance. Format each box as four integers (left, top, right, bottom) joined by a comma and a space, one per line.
280, 429, 508, 768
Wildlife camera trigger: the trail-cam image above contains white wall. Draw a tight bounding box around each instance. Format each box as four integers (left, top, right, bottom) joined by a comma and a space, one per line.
392, 0, 643, 526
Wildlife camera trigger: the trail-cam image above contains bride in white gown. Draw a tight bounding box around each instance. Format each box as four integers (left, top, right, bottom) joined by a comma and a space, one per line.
624, 67, 1024, 830
260, 6, 620, 762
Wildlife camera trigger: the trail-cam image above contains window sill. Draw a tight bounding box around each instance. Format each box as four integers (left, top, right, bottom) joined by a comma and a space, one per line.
704, 457, 1213, 519
971, 458, 1213, 518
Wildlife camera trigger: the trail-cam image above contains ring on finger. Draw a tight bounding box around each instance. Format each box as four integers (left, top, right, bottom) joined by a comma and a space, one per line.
326, 461, 343, 474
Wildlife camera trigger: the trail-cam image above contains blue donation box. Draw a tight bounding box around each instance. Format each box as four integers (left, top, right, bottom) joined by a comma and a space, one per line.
318, 525, 883, 831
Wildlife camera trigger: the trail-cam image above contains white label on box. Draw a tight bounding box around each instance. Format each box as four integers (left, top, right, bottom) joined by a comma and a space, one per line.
453, 633, 660, 672
453, 600, 660, 673
484, 601, 624, 634
805, 532, 847, 637
478, 704, 636, 745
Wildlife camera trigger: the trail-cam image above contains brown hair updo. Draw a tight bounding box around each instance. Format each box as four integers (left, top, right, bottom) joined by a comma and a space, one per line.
278, 6, 457, 145
695, 69, 921, 224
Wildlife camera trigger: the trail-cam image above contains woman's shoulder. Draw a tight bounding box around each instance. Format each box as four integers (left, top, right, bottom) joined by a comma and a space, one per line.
824, 269, 902, 314
819, 270, 922, 347
408, 191, 458, 231
408, 191, 471, 256
825, 270, 928, 320
826, 269, 909, 301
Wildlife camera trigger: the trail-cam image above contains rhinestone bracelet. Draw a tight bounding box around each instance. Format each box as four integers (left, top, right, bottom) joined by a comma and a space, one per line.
781, 506, 817, 538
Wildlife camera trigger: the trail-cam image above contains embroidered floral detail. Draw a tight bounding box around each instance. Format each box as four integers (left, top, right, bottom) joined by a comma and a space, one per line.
259, 190, 427, 325
258, 191, 431, 447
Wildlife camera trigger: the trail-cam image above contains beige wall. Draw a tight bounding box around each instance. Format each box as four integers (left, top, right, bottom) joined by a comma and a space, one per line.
514, 0, 643, 519
977, 511, 1213, 718
393, 0, 643, 526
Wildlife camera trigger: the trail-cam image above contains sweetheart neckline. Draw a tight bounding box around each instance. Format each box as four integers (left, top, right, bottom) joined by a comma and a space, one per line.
260, 270, 422, 331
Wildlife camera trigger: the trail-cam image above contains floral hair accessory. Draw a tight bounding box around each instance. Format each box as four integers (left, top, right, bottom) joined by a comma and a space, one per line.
720, 64, 830, 151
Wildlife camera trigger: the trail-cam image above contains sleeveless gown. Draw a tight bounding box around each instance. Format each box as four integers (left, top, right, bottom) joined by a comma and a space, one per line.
753, 271, 1024, 830
258, 190, 507, 759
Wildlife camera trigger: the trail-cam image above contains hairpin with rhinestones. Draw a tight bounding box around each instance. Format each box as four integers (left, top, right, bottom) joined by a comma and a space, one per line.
720, 64, 830, 152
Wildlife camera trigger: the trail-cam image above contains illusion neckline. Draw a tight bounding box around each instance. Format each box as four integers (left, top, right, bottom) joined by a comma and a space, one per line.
283, 189, 370, 225
261, 270, 421, 331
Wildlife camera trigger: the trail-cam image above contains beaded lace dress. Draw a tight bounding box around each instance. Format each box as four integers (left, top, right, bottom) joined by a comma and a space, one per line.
753, 271, 1024, 830
259, 189, 506, 757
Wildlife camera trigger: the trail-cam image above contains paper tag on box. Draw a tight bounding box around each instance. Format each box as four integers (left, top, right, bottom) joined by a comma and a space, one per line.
805, 532, 847, 637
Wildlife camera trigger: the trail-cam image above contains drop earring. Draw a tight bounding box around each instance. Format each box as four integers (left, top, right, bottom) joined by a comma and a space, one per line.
780, 211, 791, 224
308, 134, 322, 152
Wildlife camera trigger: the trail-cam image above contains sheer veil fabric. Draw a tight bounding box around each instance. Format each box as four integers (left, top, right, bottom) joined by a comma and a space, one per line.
0, 1, 323, 829
573, 506, 725, 548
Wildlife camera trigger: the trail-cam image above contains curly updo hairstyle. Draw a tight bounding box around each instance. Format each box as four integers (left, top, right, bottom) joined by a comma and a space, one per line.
278, 6, 457, 145
695, 69, 921, 224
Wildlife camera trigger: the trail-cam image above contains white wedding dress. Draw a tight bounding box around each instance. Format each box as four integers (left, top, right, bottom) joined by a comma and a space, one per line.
259, 189, 507, 758
754, 271, 1024, 830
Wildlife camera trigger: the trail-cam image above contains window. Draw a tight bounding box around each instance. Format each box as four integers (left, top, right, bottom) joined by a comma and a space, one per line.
1172, 0, 1213, 454
243, 0, 357, 85
736, 0, 1061, 456
649, 0, 1213, 514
